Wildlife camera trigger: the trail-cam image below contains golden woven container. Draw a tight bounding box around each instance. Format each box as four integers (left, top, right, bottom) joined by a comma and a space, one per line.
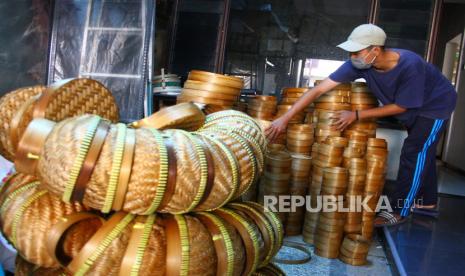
367, 138, 387, 148
9, 199, 282, 276
318, 143, 344, 157
178, 94, 237, 107
17, 110, 265, 214
314, 229, 344, 259
325, 90, 351, 98
291, 154, 312, 173
288, 123, 314, 133
287, 139, 314, 147
188, 70, 244, 89
343, 147, 365, 159
15, 256, 69, 276
252, 262, 286, 276
180, 88, 239, 101
247, 96, 277, 120
266, 151, 292, 168
339, 234, 370, 266
317, 110, 338, 121
0, 85, 45, 160
0, 79, 119, 161
233, 101, 248, 112
248, 103, 277, 112
315, 131, 341, 143
282, 87, 307, 98
131, 102, 205, 131
183, 79, 241, 95
315, 94, 350, 104
324, 137, 348, 147
315, 102, 351, 111
267, 143, 286, 152
0, 173, 93, 268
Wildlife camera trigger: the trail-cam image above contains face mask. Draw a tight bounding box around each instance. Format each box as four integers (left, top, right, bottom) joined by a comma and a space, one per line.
351, 48, 377, 69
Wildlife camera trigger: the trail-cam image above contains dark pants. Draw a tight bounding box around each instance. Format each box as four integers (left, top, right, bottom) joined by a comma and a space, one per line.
391, 116, 447, 217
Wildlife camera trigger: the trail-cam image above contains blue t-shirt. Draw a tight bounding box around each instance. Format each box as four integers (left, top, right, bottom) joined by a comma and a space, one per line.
329, 48, 457, 125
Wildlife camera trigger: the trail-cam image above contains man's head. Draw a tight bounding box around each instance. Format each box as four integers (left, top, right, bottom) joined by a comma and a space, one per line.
337, 24, 387, 52
337, 24, 387, 69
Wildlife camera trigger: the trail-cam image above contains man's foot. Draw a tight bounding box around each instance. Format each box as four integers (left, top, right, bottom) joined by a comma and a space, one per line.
374, 211, 409, 227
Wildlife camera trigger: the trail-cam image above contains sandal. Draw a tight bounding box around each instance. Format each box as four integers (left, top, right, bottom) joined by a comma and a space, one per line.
374, 211, 409, 227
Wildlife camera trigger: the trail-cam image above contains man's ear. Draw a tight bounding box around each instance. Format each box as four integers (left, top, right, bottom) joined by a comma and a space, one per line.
373, 46, 382, 55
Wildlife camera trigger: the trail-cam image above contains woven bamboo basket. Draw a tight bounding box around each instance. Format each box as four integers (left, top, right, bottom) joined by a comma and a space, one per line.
0, 78, 119, 161
302, 210, 319, 244
339, 234, 370, 266
0, 173, 95, 268
0, 85, 45, 160
130, 103, 205, 131
14, 110, 265, 214
178, 71, 243, 112
2, 179, 282, 276
6, 200, 282, 275
188, 70, 244, 89
15, 256, 69, 276
275, 105, 305, 124
247, 96, 277, 120
315, 94, 350, 104
252, 262, 285, 276
314, 102, 351, 111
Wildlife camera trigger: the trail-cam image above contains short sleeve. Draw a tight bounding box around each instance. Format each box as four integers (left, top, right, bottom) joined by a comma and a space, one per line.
329, 61, 362, 83
394, 59, 425, 109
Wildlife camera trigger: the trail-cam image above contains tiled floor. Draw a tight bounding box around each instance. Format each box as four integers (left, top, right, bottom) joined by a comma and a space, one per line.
276, 235, 393, 276
438, 166, 465, 197
385, 195, 465, 276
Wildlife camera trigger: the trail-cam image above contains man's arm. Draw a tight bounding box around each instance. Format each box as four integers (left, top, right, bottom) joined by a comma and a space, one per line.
359, 104, 406, 119
333, 104, 407, 131
280, 78, 340, 122
265, 78, 340, 141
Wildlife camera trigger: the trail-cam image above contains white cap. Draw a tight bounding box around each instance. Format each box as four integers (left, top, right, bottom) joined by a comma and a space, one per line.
337, 24, 387, 52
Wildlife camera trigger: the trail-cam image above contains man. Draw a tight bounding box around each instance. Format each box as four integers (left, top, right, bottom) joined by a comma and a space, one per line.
265, 24, 457, 226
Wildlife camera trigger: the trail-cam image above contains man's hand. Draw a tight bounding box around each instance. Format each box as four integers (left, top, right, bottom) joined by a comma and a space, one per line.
265, 116, 289, 142
332, 110, 356, 131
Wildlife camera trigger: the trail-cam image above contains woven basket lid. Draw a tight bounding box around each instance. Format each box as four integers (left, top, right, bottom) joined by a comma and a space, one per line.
0, 85, 45, 160
130, 102, 205, 131
0, 78, 119, 161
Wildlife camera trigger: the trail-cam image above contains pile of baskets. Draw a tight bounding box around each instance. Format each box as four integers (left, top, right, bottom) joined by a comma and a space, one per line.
178, 70, 244, 114
0, 79, 284, 275
247, 96, 277, 121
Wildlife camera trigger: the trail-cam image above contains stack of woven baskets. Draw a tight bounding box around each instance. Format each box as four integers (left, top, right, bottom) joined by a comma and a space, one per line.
259, 150, 292, 223
285, 154, 312, 236
177, 70, 244, 114
276, 88, 307, 124
345, 82, 378, 138
292, 81, 389, 266
247, 96, 277, 121
286, 124, 314, 155
0, 79, 285, 275
153, 73, 182, 95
